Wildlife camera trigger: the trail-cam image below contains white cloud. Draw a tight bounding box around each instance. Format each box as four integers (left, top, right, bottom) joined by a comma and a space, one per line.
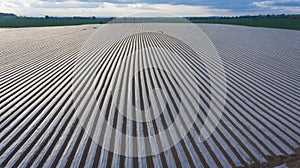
30, 1, 102, 8
0, 0, 256, 17
253, 0, 300, 13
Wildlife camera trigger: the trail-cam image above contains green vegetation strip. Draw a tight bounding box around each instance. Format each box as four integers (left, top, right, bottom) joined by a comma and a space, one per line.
0, 15, 299, 30
0, 18, 108, 28
189, 18, 300, 31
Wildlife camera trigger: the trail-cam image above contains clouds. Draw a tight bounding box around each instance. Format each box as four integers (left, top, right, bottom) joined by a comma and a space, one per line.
0, 0, 245, 16
31, 1, 102, 8
78, 0, 255, 11
253, 0, 300, 7
0, 0, 299, 17
253, 0, 300, 13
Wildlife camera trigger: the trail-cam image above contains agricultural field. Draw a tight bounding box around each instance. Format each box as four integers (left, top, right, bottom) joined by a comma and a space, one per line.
0, 23, 299, 168
0, 18, 107, 28
190, 17, 300, 30
0, 16, 300, 30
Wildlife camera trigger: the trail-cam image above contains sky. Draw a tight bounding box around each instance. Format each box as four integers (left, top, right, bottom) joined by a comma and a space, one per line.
0, 0, 299, 17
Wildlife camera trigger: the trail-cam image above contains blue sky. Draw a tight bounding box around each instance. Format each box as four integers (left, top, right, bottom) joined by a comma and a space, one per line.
0, 0, 299, 17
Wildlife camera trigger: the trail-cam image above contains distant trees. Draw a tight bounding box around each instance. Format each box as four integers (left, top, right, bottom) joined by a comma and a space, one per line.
186, 14, 300, 21
0, 12, 17, 18
43, 15, 100, 20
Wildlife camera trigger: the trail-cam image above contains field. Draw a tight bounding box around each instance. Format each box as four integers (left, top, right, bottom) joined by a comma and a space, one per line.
0, 16, 300, 30
0, 18, 109, 28
190, 18, 300, 30
0, 24, 299, 167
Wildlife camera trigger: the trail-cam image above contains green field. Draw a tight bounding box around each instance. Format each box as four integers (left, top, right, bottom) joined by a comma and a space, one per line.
189, 17, 300, 30
0, 18, 109, 28
0, 16, 299, 30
